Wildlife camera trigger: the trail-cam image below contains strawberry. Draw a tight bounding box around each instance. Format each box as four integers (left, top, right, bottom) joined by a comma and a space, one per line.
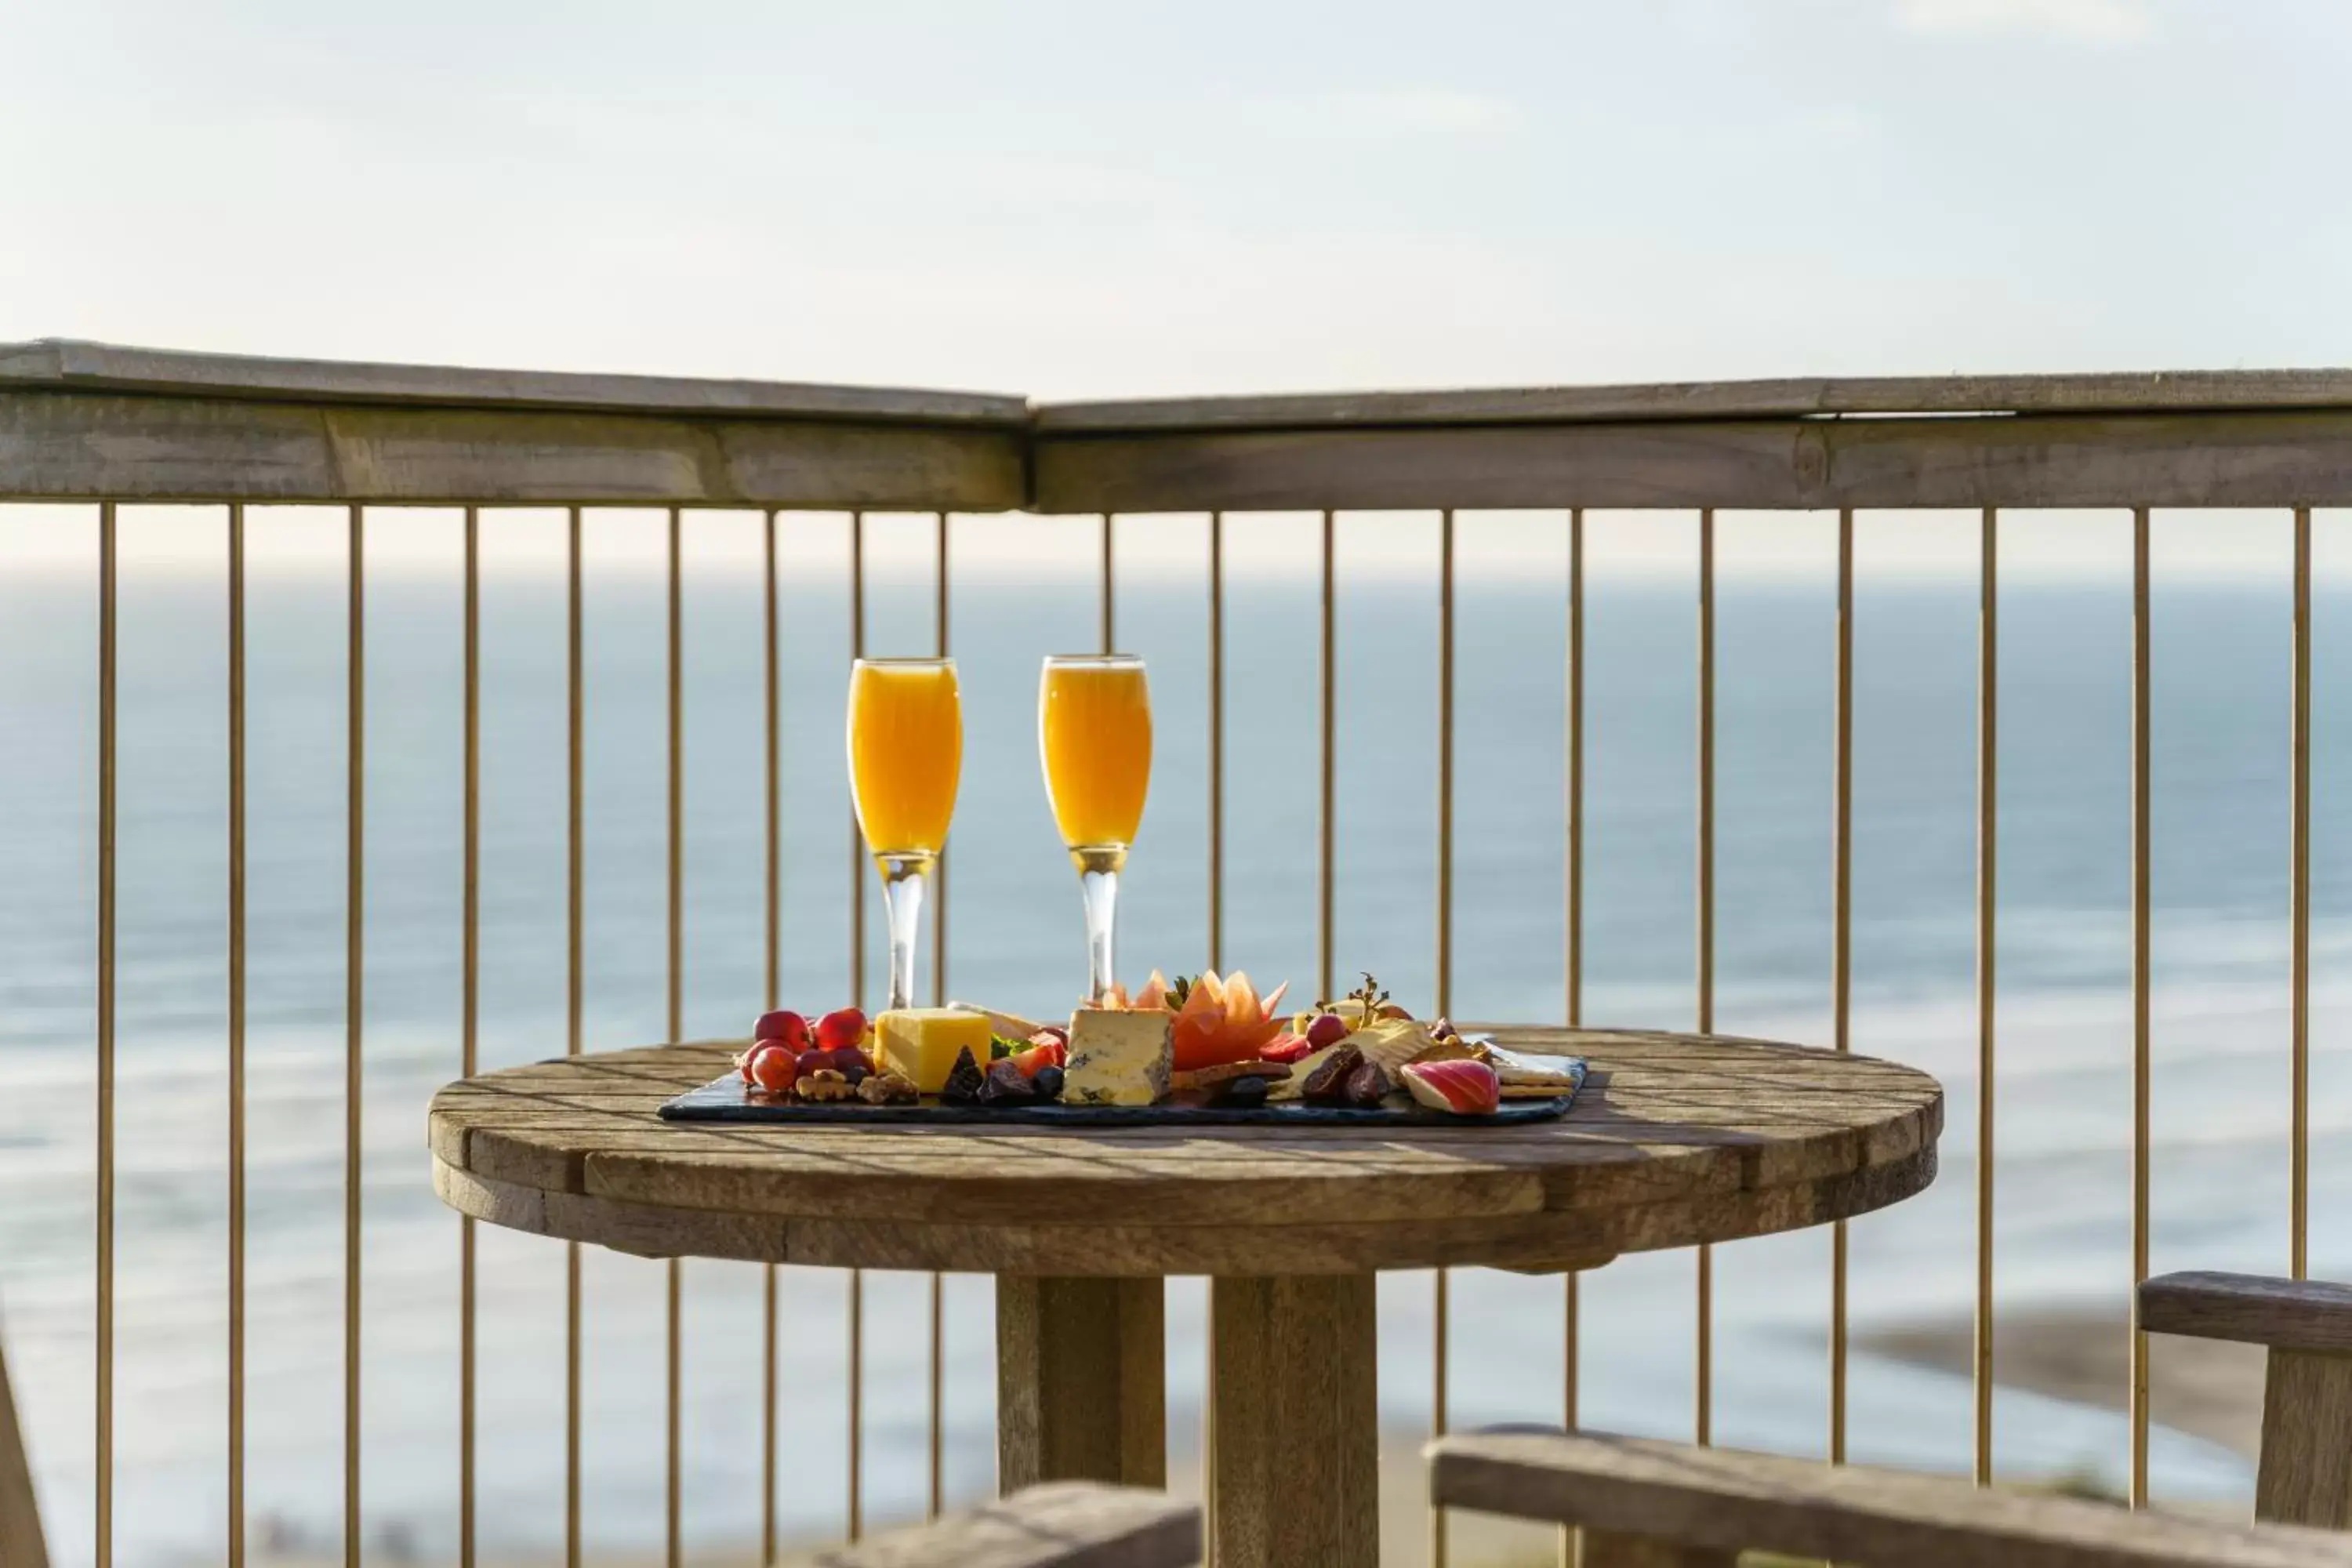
1008, 1040, 1065, 1079
1259, 1033, 1315, 1065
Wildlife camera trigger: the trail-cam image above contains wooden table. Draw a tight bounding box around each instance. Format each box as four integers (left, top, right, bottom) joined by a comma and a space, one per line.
430, 1027, 1941, 1567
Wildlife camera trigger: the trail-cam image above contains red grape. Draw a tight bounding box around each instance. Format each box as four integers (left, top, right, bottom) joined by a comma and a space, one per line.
815, 1007, 868, 1051
753, 1009, 809, 1047
1305, 1012, 1349, 1049
748, 1045, 797, 1094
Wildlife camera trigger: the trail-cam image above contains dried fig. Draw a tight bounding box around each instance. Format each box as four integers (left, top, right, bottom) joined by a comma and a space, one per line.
978, 1058, 1039, 1105
941, 1047, 986, 1105
1343, 1060, 1392, 1107
1301, 1044, 1363, 1104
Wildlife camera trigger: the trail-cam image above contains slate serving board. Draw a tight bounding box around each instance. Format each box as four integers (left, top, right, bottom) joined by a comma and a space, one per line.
658, 1054, 1584, 1127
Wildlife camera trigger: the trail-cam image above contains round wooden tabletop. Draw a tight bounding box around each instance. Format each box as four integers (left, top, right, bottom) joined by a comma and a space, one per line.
430, 1028, 1940, 1276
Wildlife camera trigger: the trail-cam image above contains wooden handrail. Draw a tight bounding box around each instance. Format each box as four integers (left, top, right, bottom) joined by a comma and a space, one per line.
10, 339, 2352, 509
1036, 368, 2352, 434
0, 339, 1029, 428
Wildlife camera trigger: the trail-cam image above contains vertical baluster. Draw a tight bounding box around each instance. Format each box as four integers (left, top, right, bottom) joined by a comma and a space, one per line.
346, 503, 365, 1568
1319, 510, 1336, 1004
666, 506, 685, 1568
848, 510, 866, 1543
1432, 508, 1456, 1568
930, 509, 950, 1522
227, 503, 247, 1568
1559, 506, 1583, 1568
96, 500, 116, 1568
2291, 504, 2312, 1283
762, 508, 780, 1565
1975, 506, 1998, 1486
2129, 506, 2152, 1507
1831, 508, 1854, 1468
461, 506, 481, 1568
1695, 508, 1715, 1448
1206, 510, 1225, 1562
1210, 511, 1226, 977
1101, 513, 1115, 653
565, 506, 584, 1568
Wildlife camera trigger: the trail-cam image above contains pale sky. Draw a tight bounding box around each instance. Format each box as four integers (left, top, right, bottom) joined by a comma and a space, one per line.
2, 1, 2347, 580
4, 0, 2347, 399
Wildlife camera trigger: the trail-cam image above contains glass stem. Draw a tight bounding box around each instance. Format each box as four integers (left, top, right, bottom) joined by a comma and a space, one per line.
876, 851, 936, 1013
1076, 854, 1122, 1004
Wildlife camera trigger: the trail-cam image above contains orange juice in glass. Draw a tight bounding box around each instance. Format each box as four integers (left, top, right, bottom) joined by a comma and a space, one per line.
1038, 654, 1152, 1001
847, 657, 963, 1009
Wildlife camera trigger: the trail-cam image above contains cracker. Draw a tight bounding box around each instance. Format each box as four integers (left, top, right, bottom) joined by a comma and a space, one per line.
1171, 1059, 1294, 1091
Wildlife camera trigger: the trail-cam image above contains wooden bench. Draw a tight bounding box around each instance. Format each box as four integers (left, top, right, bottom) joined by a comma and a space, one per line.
2142, 1272, 2352, 1530
0, 1318, 45, 1568
1429, 1428, 2352, 1567
810, 1483, 1199, 1568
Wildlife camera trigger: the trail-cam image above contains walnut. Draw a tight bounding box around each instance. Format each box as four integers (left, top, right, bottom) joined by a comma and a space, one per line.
794, 1069, 855, 1102
857, 1070, 916, 1105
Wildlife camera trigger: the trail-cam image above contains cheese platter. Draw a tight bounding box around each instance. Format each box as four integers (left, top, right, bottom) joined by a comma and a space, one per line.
657, 971, 1587, 1127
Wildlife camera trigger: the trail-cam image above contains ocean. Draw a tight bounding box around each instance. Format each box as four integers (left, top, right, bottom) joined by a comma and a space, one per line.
2, 506, 2347, 1565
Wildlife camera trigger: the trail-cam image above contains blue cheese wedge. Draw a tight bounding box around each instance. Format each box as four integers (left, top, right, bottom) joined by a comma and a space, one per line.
1064, 1007, 1174, 1106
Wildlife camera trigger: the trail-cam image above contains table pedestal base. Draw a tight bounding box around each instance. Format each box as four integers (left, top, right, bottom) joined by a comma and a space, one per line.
1209, 1273, 1379, 1568
996, 1276, 1167, 1490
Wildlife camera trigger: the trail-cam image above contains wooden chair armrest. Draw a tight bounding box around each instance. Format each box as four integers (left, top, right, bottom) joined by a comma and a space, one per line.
2141, 1272, 2352, 1354
1428, 1428, 2352, 1567
811, 1483, 1200, 1568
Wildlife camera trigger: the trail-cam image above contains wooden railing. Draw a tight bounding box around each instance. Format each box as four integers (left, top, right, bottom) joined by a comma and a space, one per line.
8, 338, 2352, 1568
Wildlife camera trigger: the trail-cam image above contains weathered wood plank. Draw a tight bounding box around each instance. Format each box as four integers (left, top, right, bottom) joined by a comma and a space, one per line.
0, 1317, 47, 1568
1210, 1275, 1378, 1568
1429, 1429, 2352, 1567
1036, 368, 2352, 433
2257, 1350, 2352, 1530
996, 1279, 1166, 1493
0, 339, 1027, 426
0, 390, 1025, 507
808, 1481, 1199, 1568
1031, 410, 2352, 513
440, 1154, 1624, 1273
2143, 1272, 2352, 1355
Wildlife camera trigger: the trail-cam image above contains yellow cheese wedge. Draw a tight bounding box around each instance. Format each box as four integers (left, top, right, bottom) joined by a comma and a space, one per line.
875, 1007, 993, 1094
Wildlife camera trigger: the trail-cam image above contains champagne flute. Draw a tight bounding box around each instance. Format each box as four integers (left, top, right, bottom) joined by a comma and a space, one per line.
847, 657, 964, 1011
1038, 654, 1153, 1003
